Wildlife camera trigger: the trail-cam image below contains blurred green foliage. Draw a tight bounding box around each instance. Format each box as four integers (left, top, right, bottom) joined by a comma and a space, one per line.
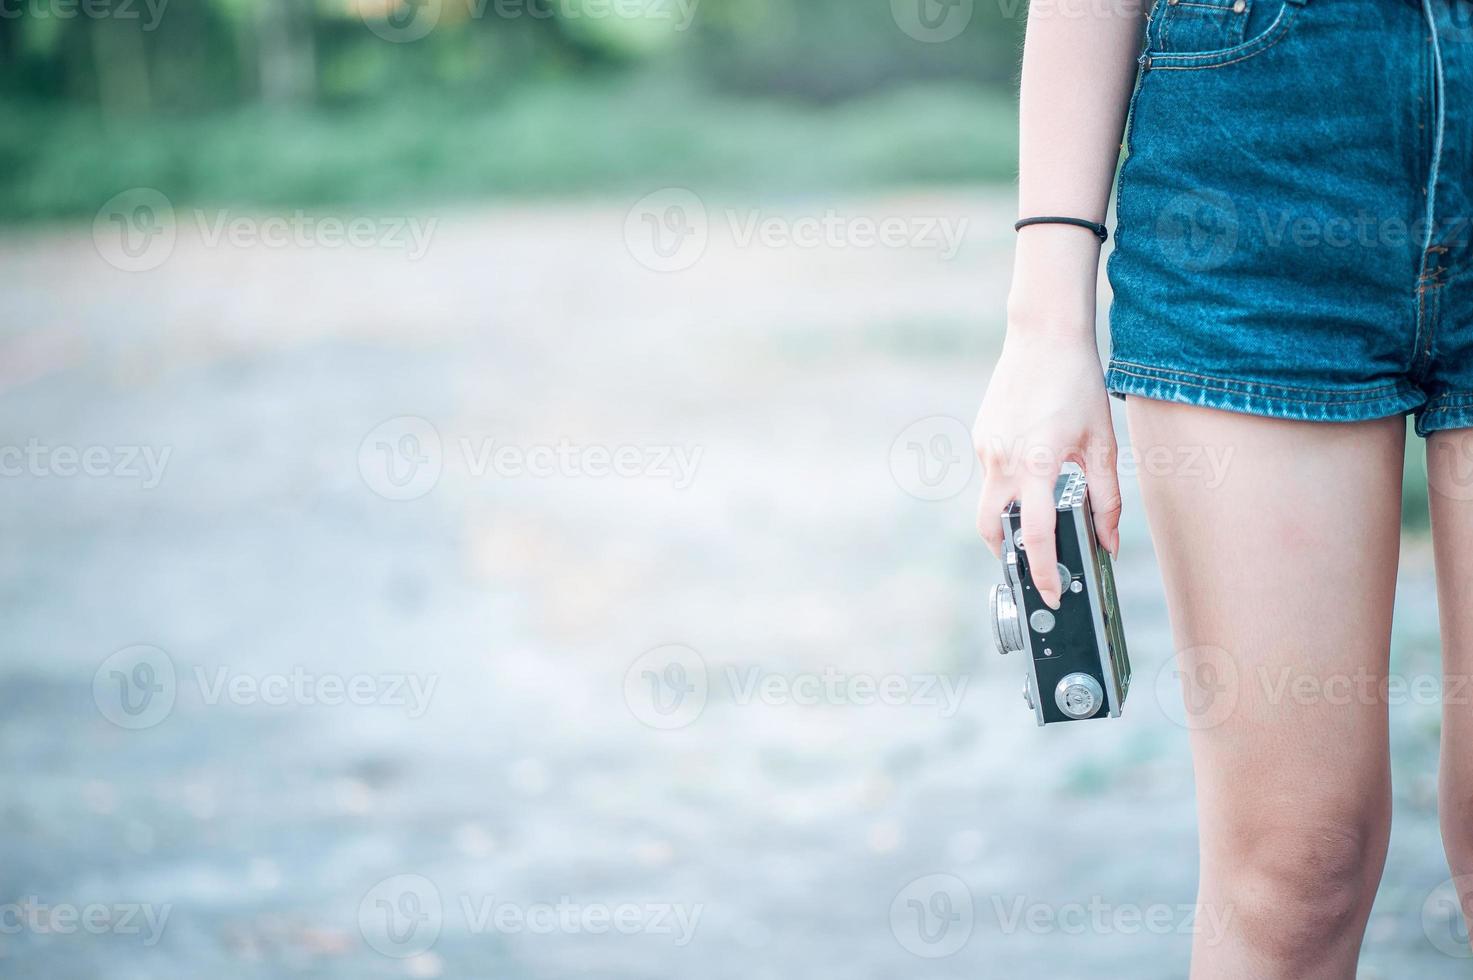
1404, 421, 1430, 532
0, 82, 1018, 219
0, 0, 1026, 220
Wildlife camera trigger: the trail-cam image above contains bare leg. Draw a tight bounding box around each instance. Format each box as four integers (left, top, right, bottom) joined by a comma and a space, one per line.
1428, 428, 1473, 945
1127, 400, 1404, 979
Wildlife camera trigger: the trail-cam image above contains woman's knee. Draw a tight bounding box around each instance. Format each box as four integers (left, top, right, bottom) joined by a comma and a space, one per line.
1208, 811, 1389, 965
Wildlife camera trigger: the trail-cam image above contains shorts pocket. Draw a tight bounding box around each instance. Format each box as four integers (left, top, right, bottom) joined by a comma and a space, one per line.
1146, 0, 1300, 70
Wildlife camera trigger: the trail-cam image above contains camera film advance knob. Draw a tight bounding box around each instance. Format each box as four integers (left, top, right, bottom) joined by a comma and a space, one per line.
1055, 673, 1104, 720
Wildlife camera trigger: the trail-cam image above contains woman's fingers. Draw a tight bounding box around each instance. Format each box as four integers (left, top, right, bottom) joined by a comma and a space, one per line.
976, 427, 1113, 602
1084, 435, 1123, 557
975, 476, 1014, 558
1020, 473, 1062, 608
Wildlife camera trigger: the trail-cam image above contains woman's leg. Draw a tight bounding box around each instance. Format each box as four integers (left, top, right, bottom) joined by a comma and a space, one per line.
1127, 400, 1405, 979
1428, 429, 1473, 942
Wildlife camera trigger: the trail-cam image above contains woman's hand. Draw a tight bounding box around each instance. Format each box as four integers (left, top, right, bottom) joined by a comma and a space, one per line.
978, 0, 1142, 607
973, 315, 1121, 610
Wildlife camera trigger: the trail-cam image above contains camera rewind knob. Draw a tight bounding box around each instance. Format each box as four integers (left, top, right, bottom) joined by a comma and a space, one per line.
990, 584, 1026, 656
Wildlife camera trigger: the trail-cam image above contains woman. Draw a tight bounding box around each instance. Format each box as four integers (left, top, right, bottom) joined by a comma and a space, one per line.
973, 0, 1473, 975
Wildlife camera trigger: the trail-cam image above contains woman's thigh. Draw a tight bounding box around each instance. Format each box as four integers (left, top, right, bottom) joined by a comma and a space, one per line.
1126, 401, 1405, 939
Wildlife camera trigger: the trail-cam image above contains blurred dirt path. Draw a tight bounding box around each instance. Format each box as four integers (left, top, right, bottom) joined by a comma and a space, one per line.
0, 191, 1458, 978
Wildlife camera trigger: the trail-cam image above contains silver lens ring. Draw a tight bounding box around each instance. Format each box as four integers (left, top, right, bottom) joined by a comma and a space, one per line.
990, 584, 1025, 655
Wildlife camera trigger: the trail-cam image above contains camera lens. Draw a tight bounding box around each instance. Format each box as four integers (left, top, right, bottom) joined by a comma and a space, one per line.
990, 584, 1025, 656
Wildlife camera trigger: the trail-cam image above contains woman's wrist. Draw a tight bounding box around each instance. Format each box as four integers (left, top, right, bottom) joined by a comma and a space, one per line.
1006, 225, 1102, 341
1013, 220, 1105, 267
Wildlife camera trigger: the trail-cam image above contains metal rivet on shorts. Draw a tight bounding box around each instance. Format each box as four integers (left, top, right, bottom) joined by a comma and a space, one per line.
1233, 0, 1245, 11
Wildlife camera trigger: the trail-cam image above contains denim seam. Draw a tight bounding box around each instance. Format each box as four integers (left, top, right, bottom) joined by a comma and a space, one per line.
1411, 0, 1447, 382
1414, 263, 1445, 382
1417, 401, 1473, 435
1147, 2, 1295, 68
1427, 279, 1443, 374
1109, 34, 1153, 290
1109, 360, 1407, 399
1425, 392, 1473, 411
1108, 368, 1415, 408
1110, 377, 1408, 408
1155, 10, 1283, 56
1414, 280, 1429, 378
1108, 368, 1421, 421
1149, 27, 1292, 70
1420, 0, 1447, 259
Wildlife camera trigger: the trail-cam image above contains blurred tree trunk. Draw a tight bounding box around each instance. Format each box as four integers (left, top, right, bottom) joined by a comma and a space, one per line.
90, 15, 152, 114
256, 0, 317, 104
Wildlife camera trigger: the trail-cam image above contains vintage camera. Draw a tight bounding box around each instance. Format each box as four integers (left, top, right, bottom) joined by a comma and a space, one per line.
990, 470, 1131, 725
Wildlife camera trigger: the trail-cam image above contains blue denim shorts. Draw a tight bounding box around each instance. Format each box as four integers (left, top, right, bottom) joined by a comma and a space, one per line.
1107, 0, 1473, 436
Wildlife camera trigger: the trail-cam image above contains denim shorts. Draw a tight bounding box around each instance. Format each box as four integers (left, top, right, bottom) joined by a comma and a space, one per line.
1107, 0, 1473, 436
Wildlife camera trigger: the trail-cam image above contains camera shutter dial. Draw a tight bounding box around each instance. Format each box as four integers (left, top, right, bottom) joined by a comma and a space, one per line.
1054, 673, 1104, 720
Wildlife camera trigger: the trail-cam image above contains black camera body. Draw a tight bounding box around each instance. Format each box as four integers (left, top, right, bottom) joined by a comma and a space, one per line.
990, 471, 1131, 726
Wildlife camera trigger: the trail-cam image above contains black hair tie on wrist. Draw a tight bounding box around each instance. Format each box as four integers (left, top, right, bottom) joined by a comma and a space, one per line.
1014, 216, 1109, 244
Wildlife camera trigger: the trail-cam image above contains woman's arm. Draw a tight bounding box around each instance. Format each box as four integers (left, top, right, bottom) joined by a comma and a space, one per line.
973, 0, 1145, 608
